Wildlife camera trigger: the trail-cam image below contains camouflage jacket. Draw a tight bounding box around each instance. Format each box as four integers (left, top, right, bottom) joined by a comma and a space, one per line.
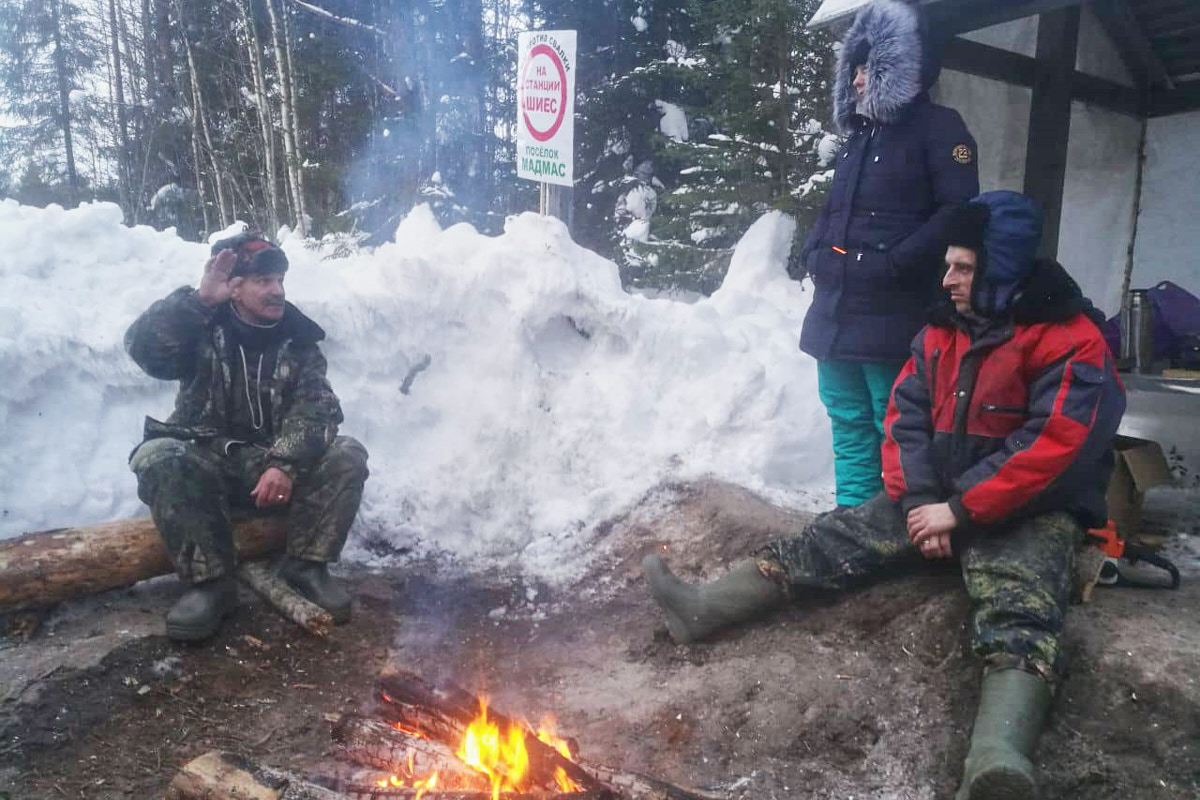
125, 286, 343, 478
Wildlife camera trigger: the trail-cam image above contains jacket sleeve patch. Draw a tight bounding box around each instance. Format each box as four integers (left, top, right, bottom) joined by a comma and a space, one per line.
952, 143, 974, 165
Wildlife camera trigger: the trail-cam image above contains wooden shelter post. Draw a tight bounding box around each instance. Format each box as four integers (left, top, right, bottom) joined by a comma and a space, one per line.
1022, 6, 1081, 259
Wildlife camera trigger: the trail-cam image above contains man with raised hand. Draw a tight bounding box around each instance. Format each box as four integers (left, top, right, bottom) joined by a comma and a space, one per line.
645, 191, 1125, 800
126, 232, 368, 641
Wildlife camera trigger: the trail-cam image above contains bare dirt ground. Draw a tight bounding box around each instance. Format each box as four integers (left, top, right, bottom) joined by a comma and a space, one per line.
2, 480, 1198, 800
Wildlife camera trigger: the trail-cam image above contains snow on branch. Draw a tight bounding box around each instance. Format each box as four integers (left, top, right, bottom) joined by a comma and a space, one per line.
286, 0, 386, 37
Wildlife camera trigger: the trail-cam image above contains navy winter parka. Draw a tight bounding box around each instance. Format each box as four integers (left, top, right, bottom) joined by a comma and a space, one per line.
795, 0, 980, 363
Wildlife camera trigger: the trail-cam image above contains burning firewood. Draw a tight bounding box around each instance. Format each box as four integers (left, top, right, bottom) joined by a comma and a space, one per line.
377, 670, 601, 794
166, 750, 611, 800
374, 670, 722, 800
237, 559, 334, 637
331, 714, 489, 790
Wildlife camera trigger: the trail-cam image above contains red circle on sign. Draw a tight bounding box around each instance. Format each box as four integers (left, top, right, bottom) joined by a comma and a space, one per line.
521, 43, 568, 143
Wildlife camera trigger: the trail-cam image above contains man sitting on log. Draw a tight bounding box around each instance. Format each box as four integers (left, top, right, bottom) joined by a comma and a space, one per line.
125, 232, 368, 641
643, 191, 1125, 800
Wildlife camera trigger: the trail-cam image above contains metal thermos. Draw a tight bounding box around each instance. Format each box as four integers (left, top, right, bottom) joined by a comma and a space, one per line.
1121, 289, 1156, 374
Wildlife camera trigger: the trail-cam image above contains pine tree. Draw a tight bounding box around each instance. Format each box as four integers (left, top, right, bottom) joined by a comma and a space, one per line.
526, 0, 702, 258
624, 0, 836, 292
0, 0, 102, 206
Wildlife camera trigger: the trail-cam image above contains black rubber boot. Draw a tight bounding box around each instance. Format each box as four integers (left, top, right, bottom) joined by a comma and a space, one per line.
165, 577, 239, 642
642, 555, 786, 644
956, 668, 1053, 800
281, 557, 352, 623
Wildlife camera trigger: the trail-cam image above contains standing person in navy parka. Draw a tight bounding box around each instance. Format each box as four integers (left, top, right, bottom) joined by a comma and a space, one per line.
793, 0, 979, 508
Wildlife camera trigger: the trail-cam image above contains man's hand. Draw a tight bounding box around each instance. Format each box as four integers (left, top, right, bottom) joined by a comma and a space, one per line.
907, 502, 957, 560
197, 249, 239, 307
251, 467, 293, 509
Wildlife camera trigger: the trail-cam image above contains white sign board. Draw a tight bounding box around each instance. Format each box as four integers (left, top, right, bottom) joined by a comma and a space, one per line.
516, 30, 576, 187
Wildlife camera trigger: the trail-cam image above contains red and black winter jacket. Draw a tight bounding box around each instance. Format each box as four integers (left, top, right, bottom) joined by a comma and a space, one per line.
882, 258, 1125, 532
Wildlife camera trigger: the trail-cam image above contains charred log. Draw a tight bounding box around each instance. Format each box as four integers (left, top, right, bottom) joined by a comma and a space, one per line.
331, 714, 486, 789
166, 750, 346, 800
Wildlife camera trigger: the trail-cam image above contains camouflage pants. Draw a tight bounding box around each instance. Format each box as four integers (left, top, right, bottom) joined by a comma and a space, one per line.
755, 492, 1082, 680
130, 436, 369, 583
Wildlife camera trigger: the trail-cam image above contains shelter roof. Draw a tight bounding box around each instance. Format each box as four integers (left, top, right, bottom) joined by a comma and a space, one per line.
807, 0, 1199, 114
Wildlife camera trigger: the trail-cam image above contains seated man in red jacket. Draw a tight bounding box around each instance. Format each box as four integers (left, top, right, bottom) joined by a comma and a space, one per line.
643, 191, 1125, 800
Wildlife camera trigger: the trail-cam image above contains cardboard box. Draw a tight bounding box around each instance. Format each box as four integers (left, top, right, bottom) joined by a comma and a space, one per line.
1106, 435, 1174, 544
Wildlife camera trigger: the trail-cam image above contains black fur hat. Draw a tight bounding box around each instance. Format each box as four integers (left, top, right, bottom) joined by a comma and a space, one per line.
945, 202, 990, 253
209, 231, 289, 277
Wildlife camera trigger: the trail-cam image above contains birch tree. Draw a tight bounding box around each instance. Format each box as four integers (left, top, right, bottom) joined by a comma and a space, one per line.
265, 0, 306, 234
240, 0, 280, 234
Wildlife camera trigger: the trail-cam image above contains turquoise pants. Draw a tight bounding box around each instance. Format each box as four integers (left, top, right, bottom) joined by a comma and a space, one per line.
817, 360, 906, 507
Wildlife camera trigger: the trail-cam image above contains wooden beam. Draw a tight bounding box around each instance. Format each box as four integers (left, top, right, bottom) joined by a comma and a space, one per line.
1073, 71, 1145, 116
1149, 22, 1200, 43
941, 36, 1144, 117
1143, 9, 1200, 39
1133, 0, 1197, 14
1162, 57, 1200, 76
1024, 7, 1082, 259
930, 0, 1082, 37
1089, 0, 1175, 89
942, 37, 1037, 86
1149, 79, 1200, 116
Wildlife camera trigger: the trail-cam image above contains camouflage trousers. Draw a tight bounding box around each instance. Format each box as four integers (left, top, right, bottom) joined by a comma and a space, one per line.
130, 436, 369, 583
755, 492, 1082, 681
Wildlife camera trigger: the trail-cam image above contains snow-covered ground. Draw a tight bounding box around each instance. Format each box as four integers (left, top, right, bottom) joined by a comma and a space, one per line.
0, 199, 833, 583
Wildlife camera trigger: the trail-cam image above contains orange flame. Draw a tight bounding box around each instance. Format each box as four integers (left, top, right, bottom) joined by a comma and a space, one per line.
536, 716, 584, 793
376, 698, 586, 796
376, 769, 440, 795
457, 697, 529, 800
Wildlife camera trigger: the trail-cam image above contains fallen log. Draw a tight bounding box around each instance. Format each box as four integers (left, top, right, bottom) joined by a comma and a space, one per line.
239, 560, 334, 637
331, 714, 486, 789
375, 671, 719, 800
0, 515, 285, 613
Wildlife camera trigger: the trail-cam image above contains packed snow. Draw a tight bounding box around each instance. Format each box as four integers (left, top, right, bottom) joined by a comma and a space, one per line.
0, 200, 834, 583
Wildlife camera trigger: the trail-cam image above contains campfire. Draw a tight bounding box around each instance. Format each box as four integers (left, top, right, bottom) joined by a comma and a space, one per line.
165, 668, 721, 800
367, 694, 583, 798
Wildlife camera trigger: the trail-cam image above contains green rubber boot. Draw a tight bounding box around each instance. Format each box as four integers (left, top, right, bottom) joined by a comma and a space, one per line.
956, 668, 1053, 800
165, 577, 239, 642
642, 555, 786, 644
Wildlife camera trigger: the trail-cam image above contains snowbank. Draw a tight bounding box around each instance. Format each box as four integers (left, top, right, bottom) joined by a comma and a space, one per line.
0, 200, 832, 582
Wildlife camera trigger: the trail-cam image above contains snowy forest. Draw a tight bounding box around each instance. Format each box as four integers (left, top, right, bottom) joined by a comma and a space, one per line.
0, 0, 838, 290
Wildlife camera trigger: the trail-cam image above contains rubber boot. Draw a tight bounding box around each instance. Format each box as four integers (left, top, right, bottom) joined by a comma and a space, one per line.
165, 577, 239, 641
280, 557, 352, 623
956, 668, 1053, 800
642, 555, 786, 644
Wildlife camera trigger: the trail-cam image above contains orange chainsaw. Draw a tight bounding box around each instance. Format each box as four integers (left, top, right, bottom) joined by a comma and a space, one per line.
1086, 520, 1180, 590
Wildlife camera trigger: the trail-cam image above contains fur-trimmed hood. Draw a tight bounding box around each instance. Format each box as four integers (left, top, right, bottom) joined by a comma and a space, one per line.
833, 0, 930, 132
